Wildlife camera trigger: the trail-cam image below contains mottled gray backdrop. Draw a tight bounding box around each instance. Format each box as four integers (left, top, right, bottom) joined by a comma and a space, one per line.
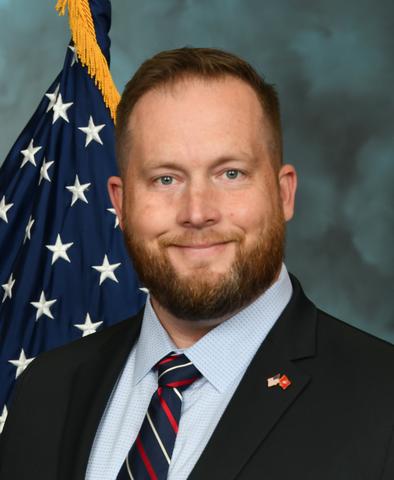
0, 0, 393, 342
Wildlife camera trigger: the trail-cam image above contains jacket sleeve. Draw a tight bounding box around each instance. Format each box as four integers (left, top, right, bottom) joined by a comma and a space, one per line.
381, 426, 394, 480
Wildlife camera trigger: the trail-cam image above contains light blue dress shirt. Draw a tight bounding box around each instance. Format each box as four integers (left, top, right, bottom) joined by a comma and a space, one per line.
86, 263, 292, 480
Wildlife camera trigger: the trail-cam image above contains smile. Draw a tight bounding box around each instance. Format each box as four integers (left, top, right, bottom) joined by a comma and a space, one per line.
170, 242, 232, 256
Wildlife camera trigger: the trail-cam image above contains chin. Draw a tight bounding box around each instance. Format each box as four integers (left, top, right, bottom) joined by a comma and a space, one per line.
172, 260, 232, 278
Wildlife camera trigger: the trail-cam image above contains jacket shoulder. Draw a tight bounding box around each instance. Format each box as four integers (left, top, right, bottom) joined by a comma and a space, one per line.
317, 308, 394, 359
315, 309, 394, 394
17, 311, 143, 385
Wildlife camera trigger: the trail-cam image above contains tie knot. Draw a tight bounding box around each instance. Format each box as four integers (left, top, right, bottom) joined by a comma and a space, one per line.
156, 352, 201, 391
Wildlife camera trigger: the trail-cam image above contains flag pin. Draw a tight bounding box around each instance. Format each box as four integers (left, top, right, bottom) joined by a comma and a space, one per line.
267, 373, 292, 390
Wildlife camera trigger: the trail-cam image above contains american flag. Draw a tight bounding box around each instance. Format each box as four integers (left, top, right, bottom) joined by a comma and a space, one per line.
0, 0, 146, 433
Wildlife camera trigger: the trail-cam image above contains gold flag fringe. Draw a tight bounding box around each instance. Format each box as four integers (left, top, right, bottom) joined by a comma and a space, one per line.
55, 0, 120, 122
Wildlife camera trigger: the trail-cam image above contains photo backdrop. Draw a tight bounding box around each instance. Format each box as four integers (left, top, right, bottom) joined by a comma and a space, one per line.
0, 0, 393, 342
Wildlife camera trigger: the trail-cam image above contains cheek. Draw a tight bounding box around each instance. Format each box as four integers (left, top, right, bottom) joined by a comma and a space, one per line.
226, 192, 270, 231
124, 190, 175, 239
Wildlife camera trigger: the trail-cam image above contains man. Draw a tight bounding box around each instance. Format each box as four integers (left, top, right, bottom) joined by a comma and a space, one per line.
0, 47, 393, 480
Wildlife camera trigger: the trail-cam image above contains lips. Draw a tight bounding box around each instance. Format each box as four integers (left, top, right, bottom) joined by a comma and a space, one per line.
174, 241, 230, 249
168, 242, 232, 259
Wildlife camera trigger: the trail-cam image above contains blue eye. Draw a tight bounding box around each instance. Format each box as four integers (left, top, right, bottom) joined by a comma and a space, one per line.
158, 175, 173, 185
225, 169, 240, 179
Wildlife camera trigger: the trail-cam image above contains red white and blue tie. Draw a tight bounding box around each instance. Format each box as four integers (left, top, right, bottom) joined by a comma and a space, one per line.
116, 352, 202, 480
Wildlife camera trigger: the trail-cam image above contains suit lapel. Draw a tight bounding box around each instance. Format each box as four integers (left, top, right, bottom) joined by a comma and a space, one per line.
189, 276, 317, 480
58, 311, 144, 480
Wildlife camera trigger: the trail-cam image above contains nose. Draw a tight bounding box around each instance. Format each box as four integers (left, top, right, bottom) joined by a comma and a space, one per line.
176, 182, 221, 229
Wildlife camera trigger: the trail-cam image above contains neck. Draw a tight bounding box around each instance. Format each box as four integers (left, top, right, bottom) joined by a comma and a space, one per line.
149, 265, 282, 348
150, 297, 230, 349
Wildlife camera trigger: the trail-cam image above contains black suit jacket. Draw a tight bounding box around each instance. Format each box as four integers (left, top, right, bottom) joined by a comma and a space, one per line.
0, 275, 393, 479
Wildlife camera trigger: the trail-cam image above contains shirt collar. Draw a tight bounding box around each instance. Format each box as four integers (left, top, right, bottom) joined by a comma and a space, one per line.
133, 301, 177, 386
134, 263, 292, 392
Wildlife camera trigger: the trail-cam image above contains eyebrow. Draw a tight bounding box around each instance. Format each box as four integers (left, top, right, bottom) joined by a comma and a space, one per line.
142, 153, 257, 173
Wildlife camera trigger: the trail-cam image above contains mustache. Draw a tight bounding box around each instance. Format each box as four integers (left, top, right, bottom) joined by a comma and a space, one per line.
158, 231, 244, 248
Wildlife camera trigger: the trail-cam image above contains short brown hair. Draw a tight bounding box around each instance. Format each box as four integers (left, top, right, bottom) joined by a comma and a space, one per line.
115, 47, 282, 175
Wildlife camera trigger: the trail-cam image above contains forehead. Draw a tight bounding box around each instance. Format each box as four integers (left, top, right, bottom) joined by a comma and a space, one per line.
127, 76, 271, 163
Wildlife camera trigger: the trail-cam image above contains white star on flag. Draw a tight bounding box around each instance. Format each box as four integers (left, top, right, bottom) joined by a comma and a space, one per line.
107, 208, 119, 228
2, 273, 15, 303
66, 175, 91, 206
45, 83, 60, 112
68, 45, 78, 66
78, 116, 105, 147
39, 158, 54, 185
46, 234, 74, 264
0, 196, 14, 223
31, 291, 57, 320
0, 405, 7, 434
52, 93, 73, 124
92, 254, 121, 285
74, 313, 103, 337
24, 215, 35, 243
8, 349, 34, 379
20, 138, 42, 168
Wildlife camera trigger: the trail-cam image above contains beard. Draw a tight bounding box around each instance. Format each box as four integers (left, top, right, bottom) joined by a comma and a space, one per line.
123, 200, 285, 322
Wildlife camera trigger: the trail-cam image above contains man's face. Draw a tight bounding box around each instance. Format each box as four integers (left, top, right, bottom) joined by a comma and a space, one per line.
109, 76, 296, 321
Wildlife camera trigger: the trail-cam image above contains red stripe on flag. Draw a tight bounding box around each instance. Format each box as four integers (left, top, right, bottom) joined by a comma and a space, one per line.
158, 389, 179, 433
136, 435, 158, 480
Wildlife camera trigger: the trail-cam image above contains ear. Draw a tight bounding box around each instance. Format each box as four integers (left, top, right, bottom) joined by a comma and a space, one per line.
278, 164, 297, 222
107, 176, 124, 230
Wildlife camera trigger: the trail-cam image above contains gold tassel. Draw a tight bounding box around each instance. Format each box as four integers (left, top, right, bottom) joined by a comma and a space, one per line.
55, 0, 120, 122
55, 0, 67, 15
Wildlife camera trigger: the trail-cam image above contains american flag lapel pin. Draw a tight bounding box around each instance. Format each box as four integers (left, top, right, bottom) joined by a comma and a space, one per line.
267, 373, 281, 387
267, 373, 292, 390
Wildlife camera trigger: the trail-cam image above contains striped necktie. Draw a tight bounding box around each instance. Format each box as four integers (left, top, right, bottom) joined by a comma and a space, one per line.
116, 352, 202, 480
